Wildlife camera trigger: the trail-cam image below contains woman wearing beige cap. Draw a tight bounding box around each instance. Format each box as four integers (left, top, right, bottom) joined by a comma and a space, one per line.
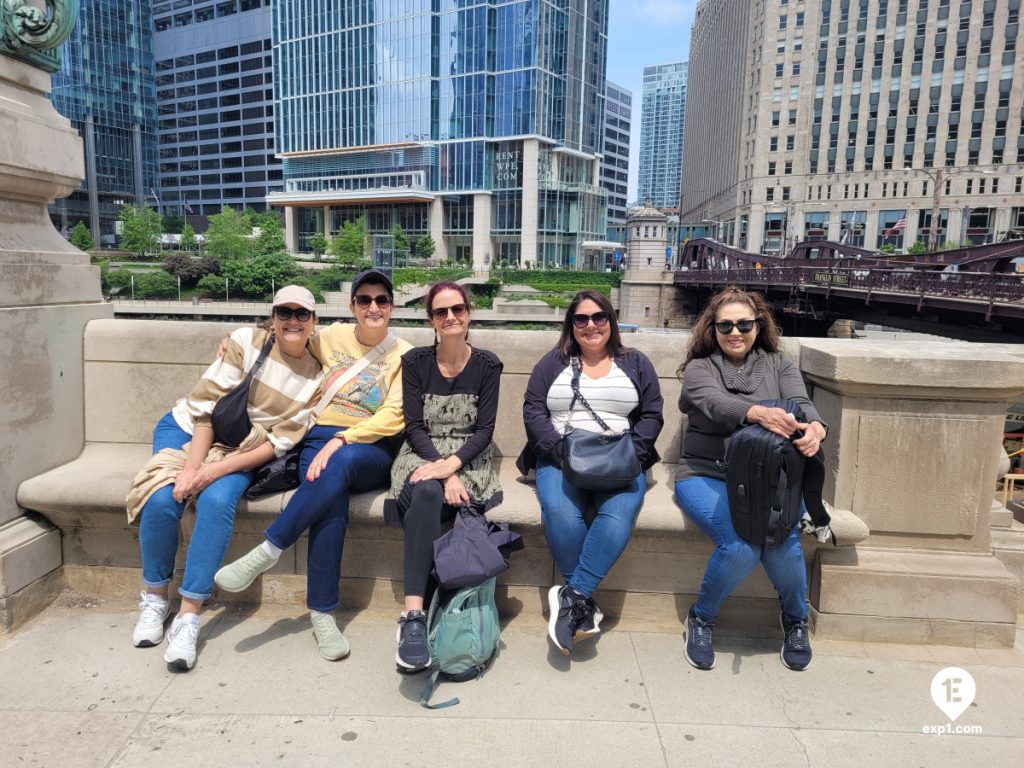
126, 285, 323, 672
216, 269, 412, 662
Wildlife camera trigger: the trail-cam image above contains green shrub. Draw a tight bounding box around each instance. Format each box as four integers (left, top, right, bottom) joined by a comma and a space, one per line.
135, 271, 179, 298
106, 267, 133, 292
196, 273, 227, 297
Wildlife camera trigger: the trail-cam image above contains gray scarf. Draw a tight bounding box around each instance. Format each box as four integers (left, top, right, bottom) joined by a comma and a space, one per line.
709, 347, 768, 394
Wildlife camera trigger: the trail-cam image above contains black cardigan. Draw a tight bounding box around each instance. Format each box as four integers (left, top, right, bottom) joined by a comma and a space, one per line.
515, 347, 664, 475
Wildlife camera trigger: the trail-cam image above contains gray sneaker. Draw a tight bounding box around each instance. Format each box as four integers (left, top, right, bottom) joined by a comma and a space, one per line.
311, 612, 350, 661
214, 543, 278, 592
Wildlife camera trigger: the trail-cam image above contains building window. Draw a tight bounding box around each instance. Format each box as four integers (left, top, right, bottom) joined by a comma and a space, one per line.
768, 161, 777, 175
779, 15, 787, 30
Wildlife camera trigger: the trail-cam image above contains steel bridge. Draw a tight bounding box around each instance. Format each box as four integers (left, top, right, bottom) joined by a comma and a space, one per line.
675, 239, 1024, 341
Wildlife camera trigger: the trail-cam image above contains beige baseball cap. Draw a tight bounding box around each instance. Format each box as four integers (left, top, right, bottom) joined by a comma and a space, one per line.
272, 285, 316, 311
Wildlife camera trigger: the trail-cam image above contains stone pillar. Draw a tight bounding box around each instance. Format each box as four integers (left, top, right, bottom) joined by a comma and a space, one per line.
799, 339, 1024, 646
284, 205, 298, 253
520, 138, 539, 267
0, 53, 111, 631
472, 192, 492, 271
429, 196, 447, 262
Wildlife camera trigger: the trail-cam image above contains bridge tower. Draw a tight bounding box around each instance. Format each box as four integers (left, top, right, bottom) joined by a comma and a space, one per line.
618, 202, 693, 328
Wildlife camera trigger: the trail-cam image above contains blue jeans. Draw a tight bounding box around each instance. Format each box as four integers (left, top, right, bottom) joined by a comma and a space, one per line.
265, 425, 394, 612
536, 458, 647, 597
674, 476, 807, 624
138, 412, 252, 601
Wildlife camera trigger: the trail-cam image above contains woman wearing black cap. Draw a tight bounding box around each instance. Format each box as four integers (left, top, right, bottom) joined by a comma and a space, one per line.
215, 270, 412, 661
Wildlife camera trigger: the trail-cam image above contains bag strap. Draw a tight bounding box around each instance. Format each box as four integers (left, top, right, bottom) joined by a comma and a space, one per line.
240, 334, 276, 386
567, 356, 614, 433
309, 331, 397, 420
420, 666, 460, 709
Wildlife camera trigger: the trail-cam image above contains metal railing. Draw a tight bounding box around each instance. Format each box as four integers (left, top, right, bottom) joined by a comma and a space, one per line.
674, 266, 1024, 306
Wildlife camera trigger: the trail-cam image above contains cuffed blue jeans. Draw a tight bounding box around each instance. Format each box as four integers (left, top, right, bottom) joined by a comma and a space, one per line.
674, 476, 808, 624
139, 412, 252, 601
265, 425, 394, 612
536, 458, 647, 598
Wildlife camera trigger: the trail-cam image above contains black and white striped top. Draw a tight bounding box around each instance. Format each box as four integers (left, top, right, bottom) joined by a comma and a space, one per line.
546, 361, 638, 436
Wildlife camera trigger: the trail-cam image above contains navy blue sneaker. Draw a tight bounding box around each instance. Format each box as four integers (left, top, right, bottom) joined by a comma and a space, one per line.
396, 610, 430, 672
548, 585, 591, 655
684, 605, 715, 670
780, 612, 812, 671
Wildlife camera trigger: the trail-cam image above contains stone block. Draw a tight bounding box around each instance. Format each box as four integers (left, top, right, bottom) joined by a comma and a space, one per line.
0, 515, 61, 596
812, 547, 1019, 644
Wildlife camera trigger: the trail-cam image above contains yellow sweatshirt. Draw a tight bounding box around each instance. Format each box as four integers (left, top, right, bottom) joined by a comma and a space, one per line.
313, 322, 412, 444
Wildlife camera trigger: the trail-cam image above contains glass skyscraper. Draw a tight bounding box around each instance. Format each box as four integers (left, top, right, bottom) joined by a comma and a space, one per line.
153, 0, 281, 217
637, 61, 687, 210
271, 0, 609, 268
50, 0, 159, 246
602, 80, 632, 236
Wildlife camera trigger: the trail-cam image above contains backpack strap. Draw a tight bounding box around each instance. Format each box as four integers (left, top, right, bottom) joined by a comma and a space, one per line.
419, 665, 460, 709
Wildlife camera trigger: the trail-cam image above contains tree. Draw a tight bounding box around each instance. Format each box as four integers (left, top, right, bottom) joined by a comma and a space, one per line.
204, 207, 249, 261
119, 204, 161, 257
253, 215, 287, 257
221, 251, 299, 296
391, 225, 411, 254
70, 221, 93, 251
308, 231, 328, 262
136, 271, 179, 298
180, 222, 198, 252
329, 216, 369, 265
161, 214, 185, 234
415, 233, 436, 261
163, 252, 219, 285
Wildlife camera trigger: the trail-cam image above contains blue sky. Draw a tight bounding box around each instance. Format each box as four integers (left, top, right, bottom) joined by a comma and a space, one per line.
605, 0, 696, 203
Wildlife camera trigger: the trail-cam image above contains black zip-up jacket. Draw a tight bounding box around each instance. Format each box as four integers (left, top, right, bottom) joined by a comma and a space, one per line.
515, 347, 664, 475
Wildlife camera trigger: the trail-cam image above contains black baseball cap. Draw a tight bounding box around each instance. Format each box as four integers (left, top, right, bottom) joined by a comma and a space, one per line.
350, 269, 393, 298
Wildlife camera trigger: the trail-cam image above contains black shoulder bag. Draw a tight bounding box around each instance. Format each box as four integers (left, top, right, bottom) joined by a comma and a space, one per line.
210, 335, 275, 448
560, 356, 641, 491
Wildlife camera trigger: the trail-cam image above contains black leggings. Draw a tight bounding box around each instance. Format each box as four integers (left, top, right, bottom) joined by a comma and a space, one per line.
398, 479, 457, 598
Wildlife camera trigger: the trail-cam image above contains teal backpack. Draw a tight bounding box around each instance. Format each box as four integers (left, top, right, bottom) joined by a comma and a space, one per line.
419, 577, 501, 709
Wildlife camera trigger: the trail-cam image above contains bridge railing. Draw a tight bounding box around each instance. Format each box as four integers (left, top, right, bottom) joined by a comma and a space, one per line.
675, 266, 1024, 304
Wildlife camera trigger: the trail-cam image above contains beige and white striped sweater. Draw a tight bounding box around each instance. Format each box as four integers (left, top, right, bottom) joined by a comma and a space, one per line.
170, 326, 324, 457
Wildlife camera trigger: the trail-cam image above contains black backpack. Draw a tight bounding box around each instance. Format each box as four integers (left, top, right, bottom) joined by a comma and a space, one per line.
724, 400, 831, 547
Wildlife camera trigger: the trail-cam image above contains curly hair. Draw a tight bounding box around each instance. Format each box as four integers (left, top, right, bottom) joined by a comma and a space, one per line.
678, 287, 781, 376
556, 289, 630, 362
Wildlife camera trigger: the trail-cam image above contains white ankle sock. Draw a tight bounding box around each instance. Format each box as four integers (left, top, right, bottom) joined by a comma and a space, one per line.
260, 540, 283, 559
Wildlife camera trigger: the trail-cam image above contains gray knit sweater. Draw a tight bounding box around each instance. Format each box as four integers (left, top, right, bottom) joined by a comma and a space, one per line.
675, 348, 825, 483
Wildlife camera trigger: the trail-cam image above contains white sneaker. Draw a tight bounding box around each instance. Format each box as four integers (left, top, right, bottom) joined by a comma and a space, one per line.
132, 591, 170, 648
164, 613, 200, 671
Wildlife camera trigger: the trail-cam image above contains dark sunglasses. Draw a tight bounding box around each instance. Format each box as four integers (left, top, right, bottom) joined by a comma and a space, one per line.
274, 306, 313, 322
430, 303, 468, 320
353, 294, 392, 307
572, 311, 610, 329
714, 319, 757, 335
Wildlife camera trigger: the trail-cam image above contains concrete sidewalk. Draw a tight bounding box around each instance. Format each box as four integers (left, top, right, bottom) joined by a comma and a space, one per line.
1, 592, 1022, 768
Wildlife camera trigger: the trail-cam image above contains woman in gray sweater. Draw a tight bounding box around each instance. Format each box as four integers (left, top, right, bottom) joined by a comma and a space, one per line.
675, 287, 827, 673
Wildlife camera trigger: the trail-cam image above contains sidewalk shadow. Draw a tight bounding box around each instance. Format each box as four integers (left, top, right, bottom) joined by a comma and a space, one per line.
233, 616, 310, 653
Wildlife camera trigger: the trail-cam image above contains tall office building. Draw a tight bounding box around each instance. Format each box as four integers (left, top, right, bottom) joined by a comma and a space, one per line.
637, 61, 687, 210
50, 0, 159, 245
153, 0, 281, 218
603, 81, 632, 239
681, 0, 1024, 255
271, 0, 609, 268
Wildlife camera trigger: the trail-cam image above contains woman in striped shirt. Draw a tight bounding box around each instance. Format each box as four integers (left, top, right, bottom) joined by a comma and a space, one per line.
517, 290, 664, 657
127, 286, 323, 672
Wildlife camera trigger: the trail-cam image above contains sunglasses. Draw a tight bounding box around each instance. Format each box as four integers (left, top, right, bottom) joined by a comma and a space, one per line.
714, 319, 757, 335
353, 294, 392, 307
572, 311, 610, 329
274, 306, 313, 322
430, 303, 468, 320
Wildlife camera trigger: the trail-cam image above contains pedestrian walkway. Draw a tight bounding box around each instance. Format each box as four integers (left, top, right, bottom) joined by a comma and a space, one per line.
1, 591, 1022, 767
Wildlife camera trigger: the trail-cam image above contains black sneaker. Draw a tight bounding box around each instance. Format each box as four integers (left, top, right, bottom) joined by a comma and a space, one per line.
684, 605, 715, 670
780, 612, 812, 671
574, 595, 604, 643
395, 610, 430, 672
547, 585, 590, 655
